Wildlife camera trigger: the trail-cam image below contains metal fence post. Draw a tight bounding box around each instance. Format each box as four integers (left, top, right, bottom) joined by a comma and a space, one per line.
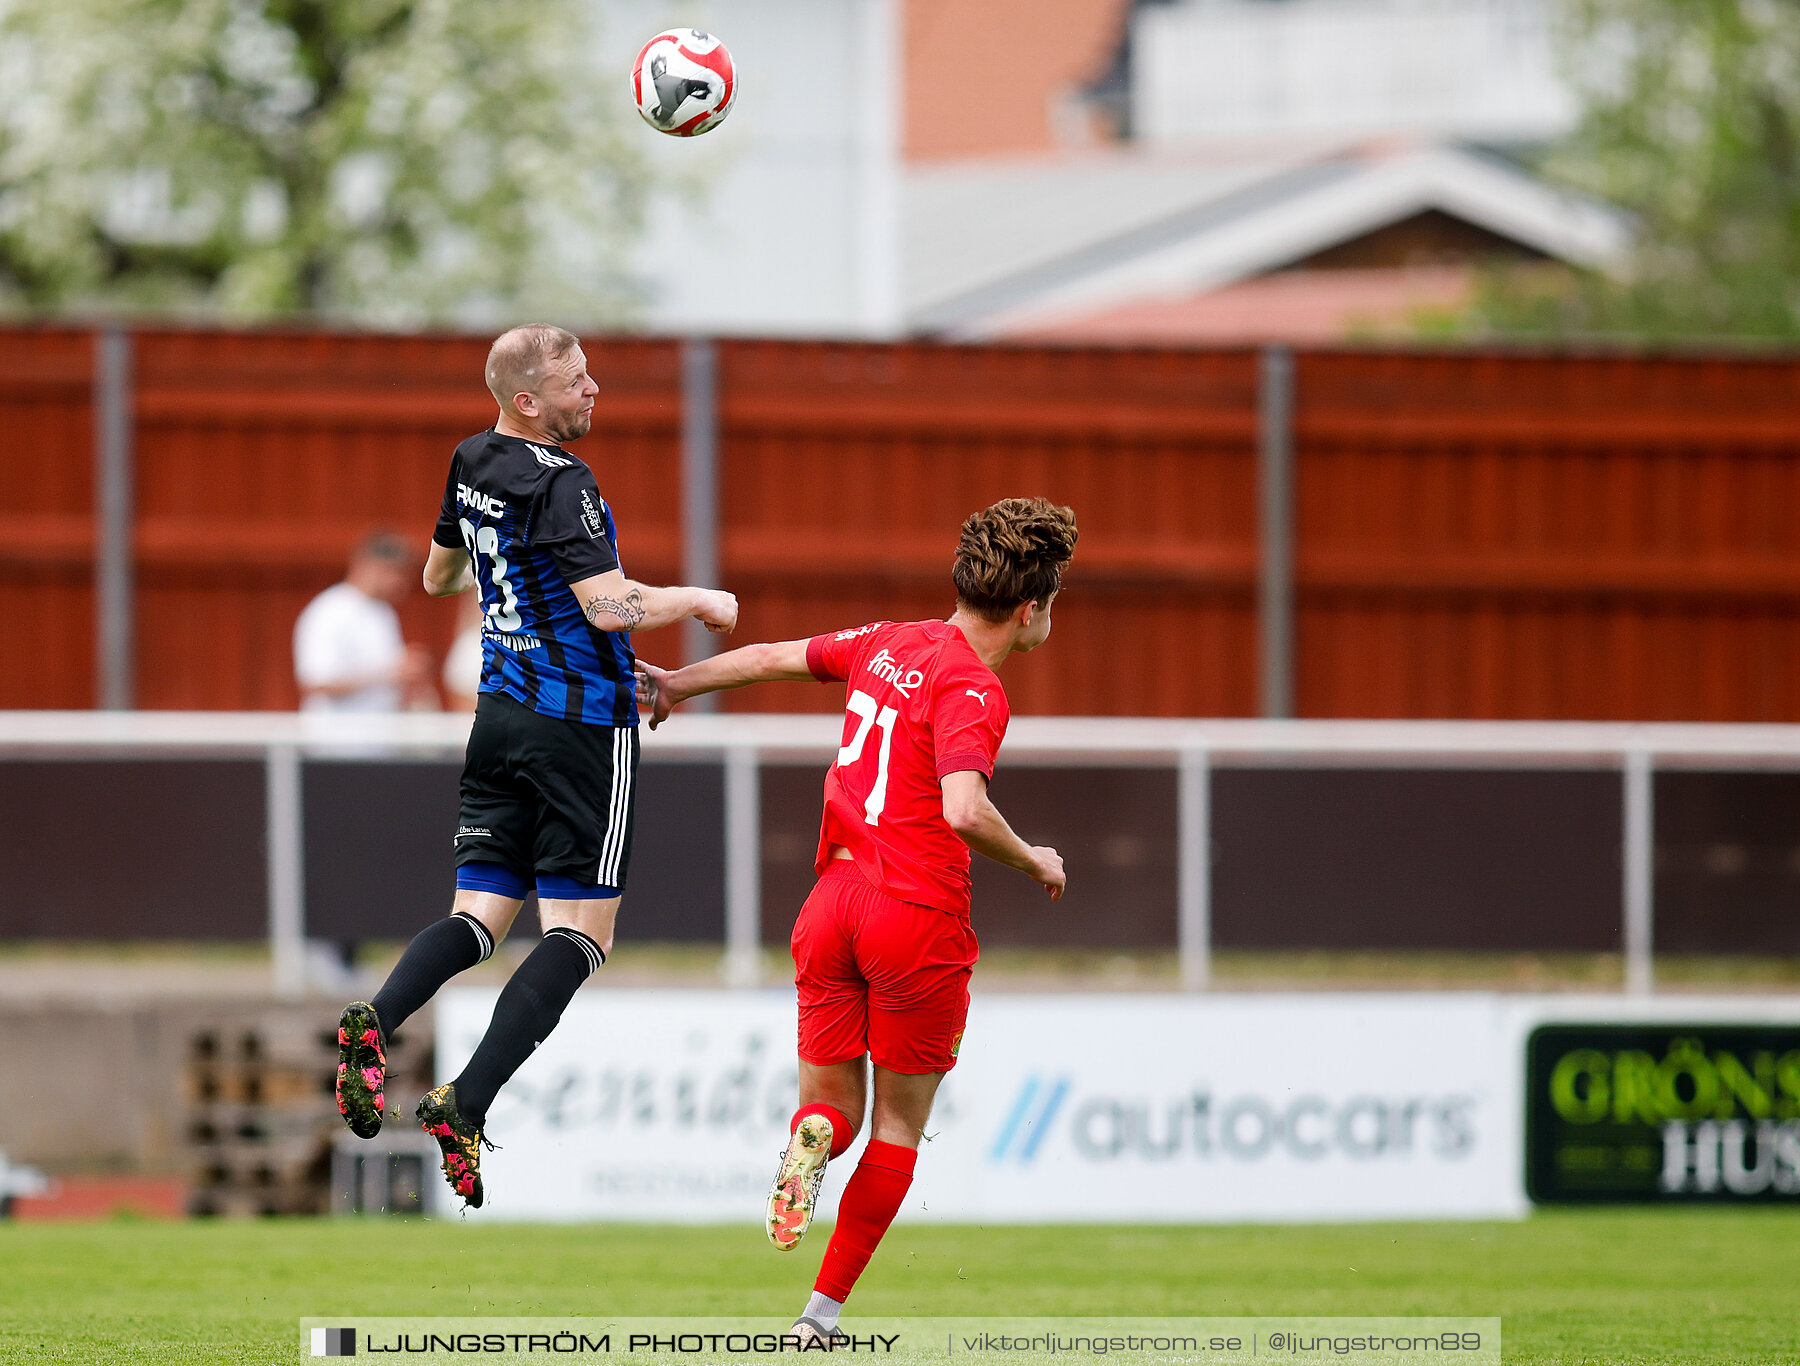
1259, 345, 1296, 720
1622, 748, 1655, 996
267, 744, 307, 997
723, 745, 761, 987
93, 327, 135, 710
682, 338, 721, 707
1178, 746, 1212, 991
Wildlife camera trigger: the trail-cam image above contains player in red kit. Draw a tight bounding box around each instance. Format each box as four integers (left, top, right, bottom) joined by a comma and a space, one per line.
636, 497, 1077, 1342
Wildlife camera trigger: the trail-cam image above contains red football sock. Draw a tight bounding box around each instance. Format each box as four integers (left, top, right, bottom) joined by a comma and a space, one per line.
813, 1140, 917, 1302
791, 1102, 856, 1158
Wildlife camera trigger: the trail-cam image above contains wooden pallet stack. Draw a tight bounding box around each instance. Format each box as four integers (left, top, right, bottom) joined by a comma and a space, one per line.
185, 1010, 434, 1217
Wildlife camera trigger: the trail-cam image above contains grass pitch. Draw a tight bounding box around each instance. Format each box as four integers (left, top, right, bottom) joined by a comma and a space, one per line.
1, 1210, 1795, 1365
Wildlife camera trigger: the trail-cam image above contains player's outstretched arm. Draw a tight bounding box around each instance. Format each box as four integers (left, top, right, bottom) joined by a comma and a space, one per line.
940, 770, 1066, 900
568, 568, 737, 636
634, 639, 814, 729
423, 543, 476, 596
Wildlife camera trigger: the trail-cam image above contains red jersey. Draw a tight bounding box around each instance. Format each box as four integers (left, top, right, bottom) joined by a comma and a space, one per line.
805, 619, 1010, 918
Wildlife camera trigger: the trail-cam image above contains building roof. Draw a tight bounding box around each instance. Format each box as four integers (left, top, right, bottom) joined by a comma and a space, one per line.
905, 141, 1629, 337
1013, 265, 1476, 344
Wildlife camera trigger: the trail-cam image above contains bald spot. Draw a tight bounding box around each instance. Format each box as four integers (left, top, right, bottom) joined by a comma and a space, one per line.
486, 324, 580, 412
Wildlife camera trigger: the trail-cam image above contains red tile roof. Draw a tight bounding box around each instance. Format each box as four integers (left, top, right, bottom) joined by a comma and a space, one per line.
1007, 265, 1476, 343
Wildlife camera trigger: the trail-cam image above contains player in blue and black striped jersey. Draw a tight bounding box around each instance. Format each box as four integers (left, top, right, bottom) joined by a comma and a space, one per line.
331, 325, 737, 1208
434, 427, 639, 726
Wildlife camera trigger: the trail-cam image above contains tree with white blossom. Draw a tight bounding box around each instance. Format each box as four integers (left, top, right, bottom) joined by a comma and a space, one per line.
0, 0, 647, 325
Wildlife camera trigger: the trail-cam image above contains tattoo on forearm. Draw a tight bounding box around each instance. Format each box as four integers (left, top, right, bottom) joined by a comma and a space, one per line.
585, 589, 646, 630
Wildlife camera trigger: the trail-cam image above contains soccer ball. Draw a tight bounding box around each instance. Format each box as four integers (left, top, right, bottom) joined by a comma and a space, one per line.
631, 29, 736, 137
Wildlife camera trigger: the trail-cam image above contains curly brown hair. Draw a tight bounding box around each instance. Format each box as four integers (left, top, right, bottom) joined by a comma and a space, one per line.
952, 497, 1079, 622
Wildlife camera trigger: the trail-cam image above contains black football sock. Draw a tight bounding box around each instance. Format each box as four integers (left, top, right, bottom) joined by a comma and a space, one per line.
370, 912, 495, 1035
451, 926, 603, 1129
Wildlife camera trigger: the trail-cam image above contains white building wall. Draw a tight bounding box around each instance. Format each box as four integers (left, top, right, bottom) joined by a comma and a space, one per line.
594, 0, 902, 338
1134, 0, 1578, 146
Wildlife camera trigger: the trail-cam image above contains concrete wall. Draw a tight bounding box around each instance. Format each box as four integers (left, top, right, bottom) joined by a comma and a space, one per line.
1135, 0, 1577, 145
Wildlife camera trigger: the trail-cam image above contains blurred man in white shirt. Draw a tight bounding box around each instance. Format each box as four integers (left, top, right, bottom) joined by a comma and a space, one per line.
294, 531, 436, 712
441, 590, 484, 713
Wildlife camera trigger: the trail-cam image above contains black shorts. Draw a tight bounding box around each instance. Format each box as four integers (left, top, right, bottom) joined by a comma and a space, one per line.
454, 691, 640, 893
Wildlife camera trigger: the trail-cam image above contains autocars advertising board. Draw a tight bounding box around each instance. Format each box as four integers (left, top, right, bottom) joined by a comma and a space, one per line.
436, 990, 1523, 1223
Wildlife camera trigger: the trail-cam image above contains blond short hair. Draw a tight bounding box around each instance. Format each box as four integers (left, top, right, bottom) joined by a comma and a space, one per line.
485, 324, 580, 410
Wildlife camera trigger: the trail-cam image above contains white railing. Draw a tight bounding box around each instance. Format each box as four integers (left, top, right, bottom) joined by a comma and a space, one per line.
8, 711, 1800, 997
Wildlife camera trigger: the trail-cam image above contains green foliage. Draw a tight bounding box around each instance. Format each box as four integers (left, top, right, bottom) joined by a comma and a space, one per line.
0, 0, 648, 325
1463, 0, 1800, 342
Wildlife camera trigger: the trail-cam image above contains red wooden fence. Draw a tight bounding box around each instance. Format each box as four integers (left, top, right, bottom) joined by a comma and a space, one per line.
1294, 350, 1800, 719
5, 325, 1799, 719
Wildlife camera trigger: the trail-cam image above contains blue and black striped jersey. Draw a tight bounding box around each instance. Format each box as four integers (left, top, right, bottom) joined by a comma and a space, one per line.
431, 430, 637, 727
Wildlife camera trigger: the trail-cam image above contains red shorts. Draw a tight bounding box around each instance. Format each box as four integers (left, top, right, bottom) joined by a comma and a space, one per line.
792, 861, 979, 1075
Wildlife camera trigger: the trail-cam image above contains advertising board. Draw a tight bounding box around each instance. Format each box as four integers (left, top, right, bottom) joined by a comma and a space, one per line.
436, 991, 1523, 1223
1524, 1023, 1800, 1203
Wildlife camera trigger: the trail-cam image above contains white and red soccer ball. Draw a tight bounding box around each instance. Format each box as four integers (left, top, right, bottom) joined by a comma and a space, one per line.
632, 29, 736, 137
